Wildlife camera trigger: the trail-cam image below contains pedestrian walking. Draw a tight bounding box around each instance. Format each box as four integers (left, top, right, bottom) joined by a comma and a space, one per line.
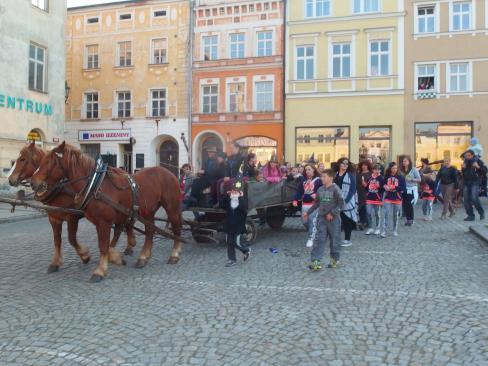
461, 150, 486, 221
220, 181, 250, 267
434, 158, 458, 219
420, 174, 435, 221
357, 160, 372, 230
304, 169, 344, 271
382, 162, 406, 238
364, 164, 384, 235
400, 156, 421, 226
334, 157, 358, 247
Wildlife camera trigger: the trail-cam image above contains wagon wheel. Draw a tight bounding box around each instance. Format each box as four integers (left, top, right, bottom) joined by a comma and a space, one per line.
241, 218, 257, 246
265, 206, 286, 229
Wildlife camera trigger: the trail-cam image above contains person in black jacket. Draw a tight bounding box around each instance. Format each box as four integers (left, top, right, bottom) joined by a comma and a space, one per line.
220, 181, 250, 267
226, 143, 244, 179
186, 148, 219, 206
434, 158, 458, 219
461, 150, 486, 221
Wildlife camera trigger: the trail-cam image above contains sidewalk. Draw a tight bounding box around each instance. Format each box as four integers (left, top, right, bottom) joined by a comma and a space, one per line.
0, 202, 46, 224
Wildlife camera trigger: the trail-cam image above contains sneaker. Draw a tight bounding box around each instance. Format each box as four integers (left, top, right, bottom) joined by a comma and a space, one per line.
365, 228, 374, 235
449, 211, 456, 218
340, 240, 352, 247
327, 258, 339, 269
374, 229, 381, 235
380, 231, 386, 238
440, 215, 446, 220
404, 222, 411, 226
243, 248, 251, 262
393, 230, 398, 237
308, 259, 322, 271
225, 260, 237, 267
306, 239, 314, 248
464, 216, 475, 222
480, 213, 485, 220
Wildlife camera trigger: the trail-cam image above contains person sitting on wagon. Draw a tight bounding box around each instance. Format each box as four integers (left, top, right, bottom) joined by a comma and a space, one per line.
186, 147, 219, 207
262, 156, 283, 183
242, 153, 259, 182
210, 152, 228, 206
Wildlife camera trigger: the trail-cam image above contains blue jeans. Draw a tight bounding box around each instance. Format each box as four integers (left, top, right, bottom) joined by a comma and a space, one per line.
463, 185, 484, 218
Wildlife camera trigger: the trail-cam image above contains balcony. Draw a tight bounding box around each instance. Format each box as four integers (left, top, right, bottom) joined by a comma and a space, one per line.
192, 111, 282, 124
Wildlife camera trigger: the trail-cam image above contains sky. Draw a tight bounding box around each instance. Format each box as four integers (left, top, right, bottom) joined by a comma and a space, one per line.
67, 0, 128, 8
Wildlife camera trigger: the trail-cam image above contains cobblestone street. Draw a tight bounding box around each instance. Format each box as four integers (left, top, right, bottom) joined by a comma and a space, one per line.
0, 205, 488, 365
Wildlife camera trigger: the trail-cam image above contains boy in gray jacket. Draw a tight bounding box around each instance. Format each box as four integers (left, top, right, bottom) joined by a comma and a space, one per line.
304, 169, 345, 270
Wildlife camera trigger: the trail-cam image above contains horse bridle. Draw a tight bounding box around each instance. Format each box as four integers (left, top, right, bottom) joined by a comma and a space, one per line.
14, 149, 39, 186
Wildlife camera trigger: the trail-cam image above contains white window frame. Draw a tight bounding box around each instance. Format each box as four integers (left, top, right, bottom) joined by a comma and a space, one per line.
415, 63, 439, 95
256, 30, 274, 57
150, 88, 167, 117
85, 44, 99, 69
31, 0, 48, 11
305, 0, 331, 18
150, 38, 167, 64
229, 33, 245, 59
152, 8, 167, 18
449, 1, 475, 31
86, 16, 100, 25
202, 35, 218, 61
368, 40, 390, 76
414, 4, 439, 34
447, 62, 471, 93
352, 0, 380, 14
331, 42, 351, 79
295, 45, 315, 80
226, 81, 246, 113
201, 84, 219, 114
84, 91, 99, 119
28, 43, 47, 92
254, 80, 274, 112
117, 41, 132, 67
116, 90, 131, 118
119, 13, 132, 21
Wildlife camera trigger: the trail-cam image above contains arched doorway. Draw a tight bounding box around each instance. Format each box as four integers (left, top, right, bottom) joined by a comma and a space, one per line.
201, 135, 223, 167
27, 129, 44, 147
159, 140, 179, 176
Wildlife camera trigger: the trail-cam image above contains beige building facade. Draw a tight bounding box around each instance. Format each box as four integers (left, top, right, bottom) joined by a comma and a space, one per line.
405, 0, 488, 169
65, 0, 190, 175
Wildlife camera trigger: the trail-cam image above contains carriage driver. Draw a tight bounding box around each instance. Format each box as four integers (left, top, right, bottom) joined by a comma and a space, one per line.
185, 147, 220, 207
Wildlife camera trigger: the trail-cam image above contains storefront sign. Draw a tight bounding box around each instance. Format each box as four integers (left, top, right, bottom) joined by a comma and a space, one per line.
235, 136, 277, 147
78, 129, 131, 142
27, 130, 42, 141
0, 93, 53, 116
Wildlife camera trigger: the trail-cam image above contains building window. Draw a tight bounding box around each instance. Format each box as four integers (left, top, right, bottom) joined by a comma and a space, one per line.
449, 63, 469, 92
415, 122, 472, 168
31, 0, 48, 11
257, 31, 273, 57
305, 0, 330, 18
28, 43, 46, 92
230, 33, 245, 58
228, 83, 245, 112
255, 81, 273, 112
417, 6, 436, 33
117, 91, 131, 117
332, 43, 351, 78
117, 41, 132, 67
86, 44, 99, 69
296, 45, 314, 80
136, 154, 145, 169
417, 64, 436, 94
353, 0, 379, 13
202, 85, 218, 113
296, 127, 349, 164
84, 92, 99, 119
119, 13, 131, 20
359, 127, 391, 162
452, 1, 472, 31
151, 89, 166, 117
202, 35, 218, 61
153, 10, 166, 17
370, 41, 389, 76
87, 17, 99, 24
152, 38, 167, 64
81, 144, 101, 160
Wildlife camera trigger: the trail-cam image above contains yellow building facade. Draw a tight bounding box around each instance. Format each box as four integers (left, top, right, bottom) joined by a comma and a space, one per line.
65, 0, 190, 175
285, 0, 405, 166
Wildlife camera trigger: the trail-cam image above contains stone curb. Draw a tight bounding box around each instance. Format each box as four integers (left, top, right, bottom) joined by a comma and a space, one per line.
469, 225, 488, 247
0, 213, 46, 225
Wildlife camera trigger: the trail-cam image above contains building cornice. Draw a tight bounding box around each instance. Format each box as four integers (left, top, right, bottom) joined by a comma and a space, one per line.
288, 11, 406, 25
286, 90, 404, 99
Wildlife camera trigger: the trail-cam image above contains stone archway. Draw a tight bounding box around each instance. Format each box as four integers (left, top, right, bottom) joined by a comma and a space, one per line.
192, 131, 225, 170
159, 139, 179, 176
27, 128, 45, 147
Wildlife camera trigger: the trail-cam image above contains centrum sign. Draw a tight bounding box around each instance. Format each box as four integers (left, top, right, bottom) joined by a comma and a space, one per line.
78, 129, 131, 142
0, 93, 53, 116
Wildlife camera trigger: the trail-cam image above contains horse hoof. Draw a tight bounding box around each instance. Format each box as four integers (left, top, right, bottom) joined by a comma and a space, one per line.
124, 248, 134, 256
167, 256, 179, 264
81, 256, 91, 264
135, 259, 147, 268
89, 274, 104, 283
47, 265, 60, 273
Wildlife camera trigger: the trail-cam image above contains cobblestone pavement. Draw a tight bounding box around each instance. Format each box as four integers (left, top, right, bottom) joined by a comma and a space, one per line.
0, 204, 488, 365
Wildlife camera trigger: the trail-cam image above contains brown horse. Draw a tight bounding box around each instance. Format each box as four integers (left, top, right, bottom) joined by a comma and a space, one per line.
31, 142, 183, 282
8, 142, 136, 273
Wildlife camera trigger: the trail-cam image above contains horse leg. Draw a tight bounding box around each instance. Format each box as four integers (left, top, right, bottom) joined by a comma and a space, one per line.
67, 217, 90, 264
135, 216, 155, 268
47, 216, 63, 273
90, 221, 112, 282
167, 211, 183, 264
123, 226, 137, 256
109, 225, 123, 248
108, 224, 126, 265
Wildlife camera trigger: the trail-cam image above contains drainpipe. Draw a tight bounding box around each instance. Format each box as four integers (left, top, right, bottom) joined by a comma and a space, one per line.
187, 0, 195, 164
281, 0, 287, 163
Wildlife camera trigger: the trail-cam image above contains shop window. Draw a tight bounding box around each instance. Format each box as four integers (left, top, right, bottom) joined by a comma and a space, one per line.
136, 154, 144, 169
296, 127, 349, 165
81, 144, 101, 160
358, 127, 391, 162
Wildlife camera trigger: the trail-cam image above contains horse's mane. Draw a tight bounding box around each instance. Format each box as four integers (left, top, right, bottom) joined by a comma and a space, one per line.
60, 144, 95, 174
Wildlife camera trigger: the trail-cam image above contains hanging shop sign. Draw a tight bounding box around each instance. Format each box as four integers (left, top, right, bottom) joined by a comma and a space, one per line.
78, 129, 131, 142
